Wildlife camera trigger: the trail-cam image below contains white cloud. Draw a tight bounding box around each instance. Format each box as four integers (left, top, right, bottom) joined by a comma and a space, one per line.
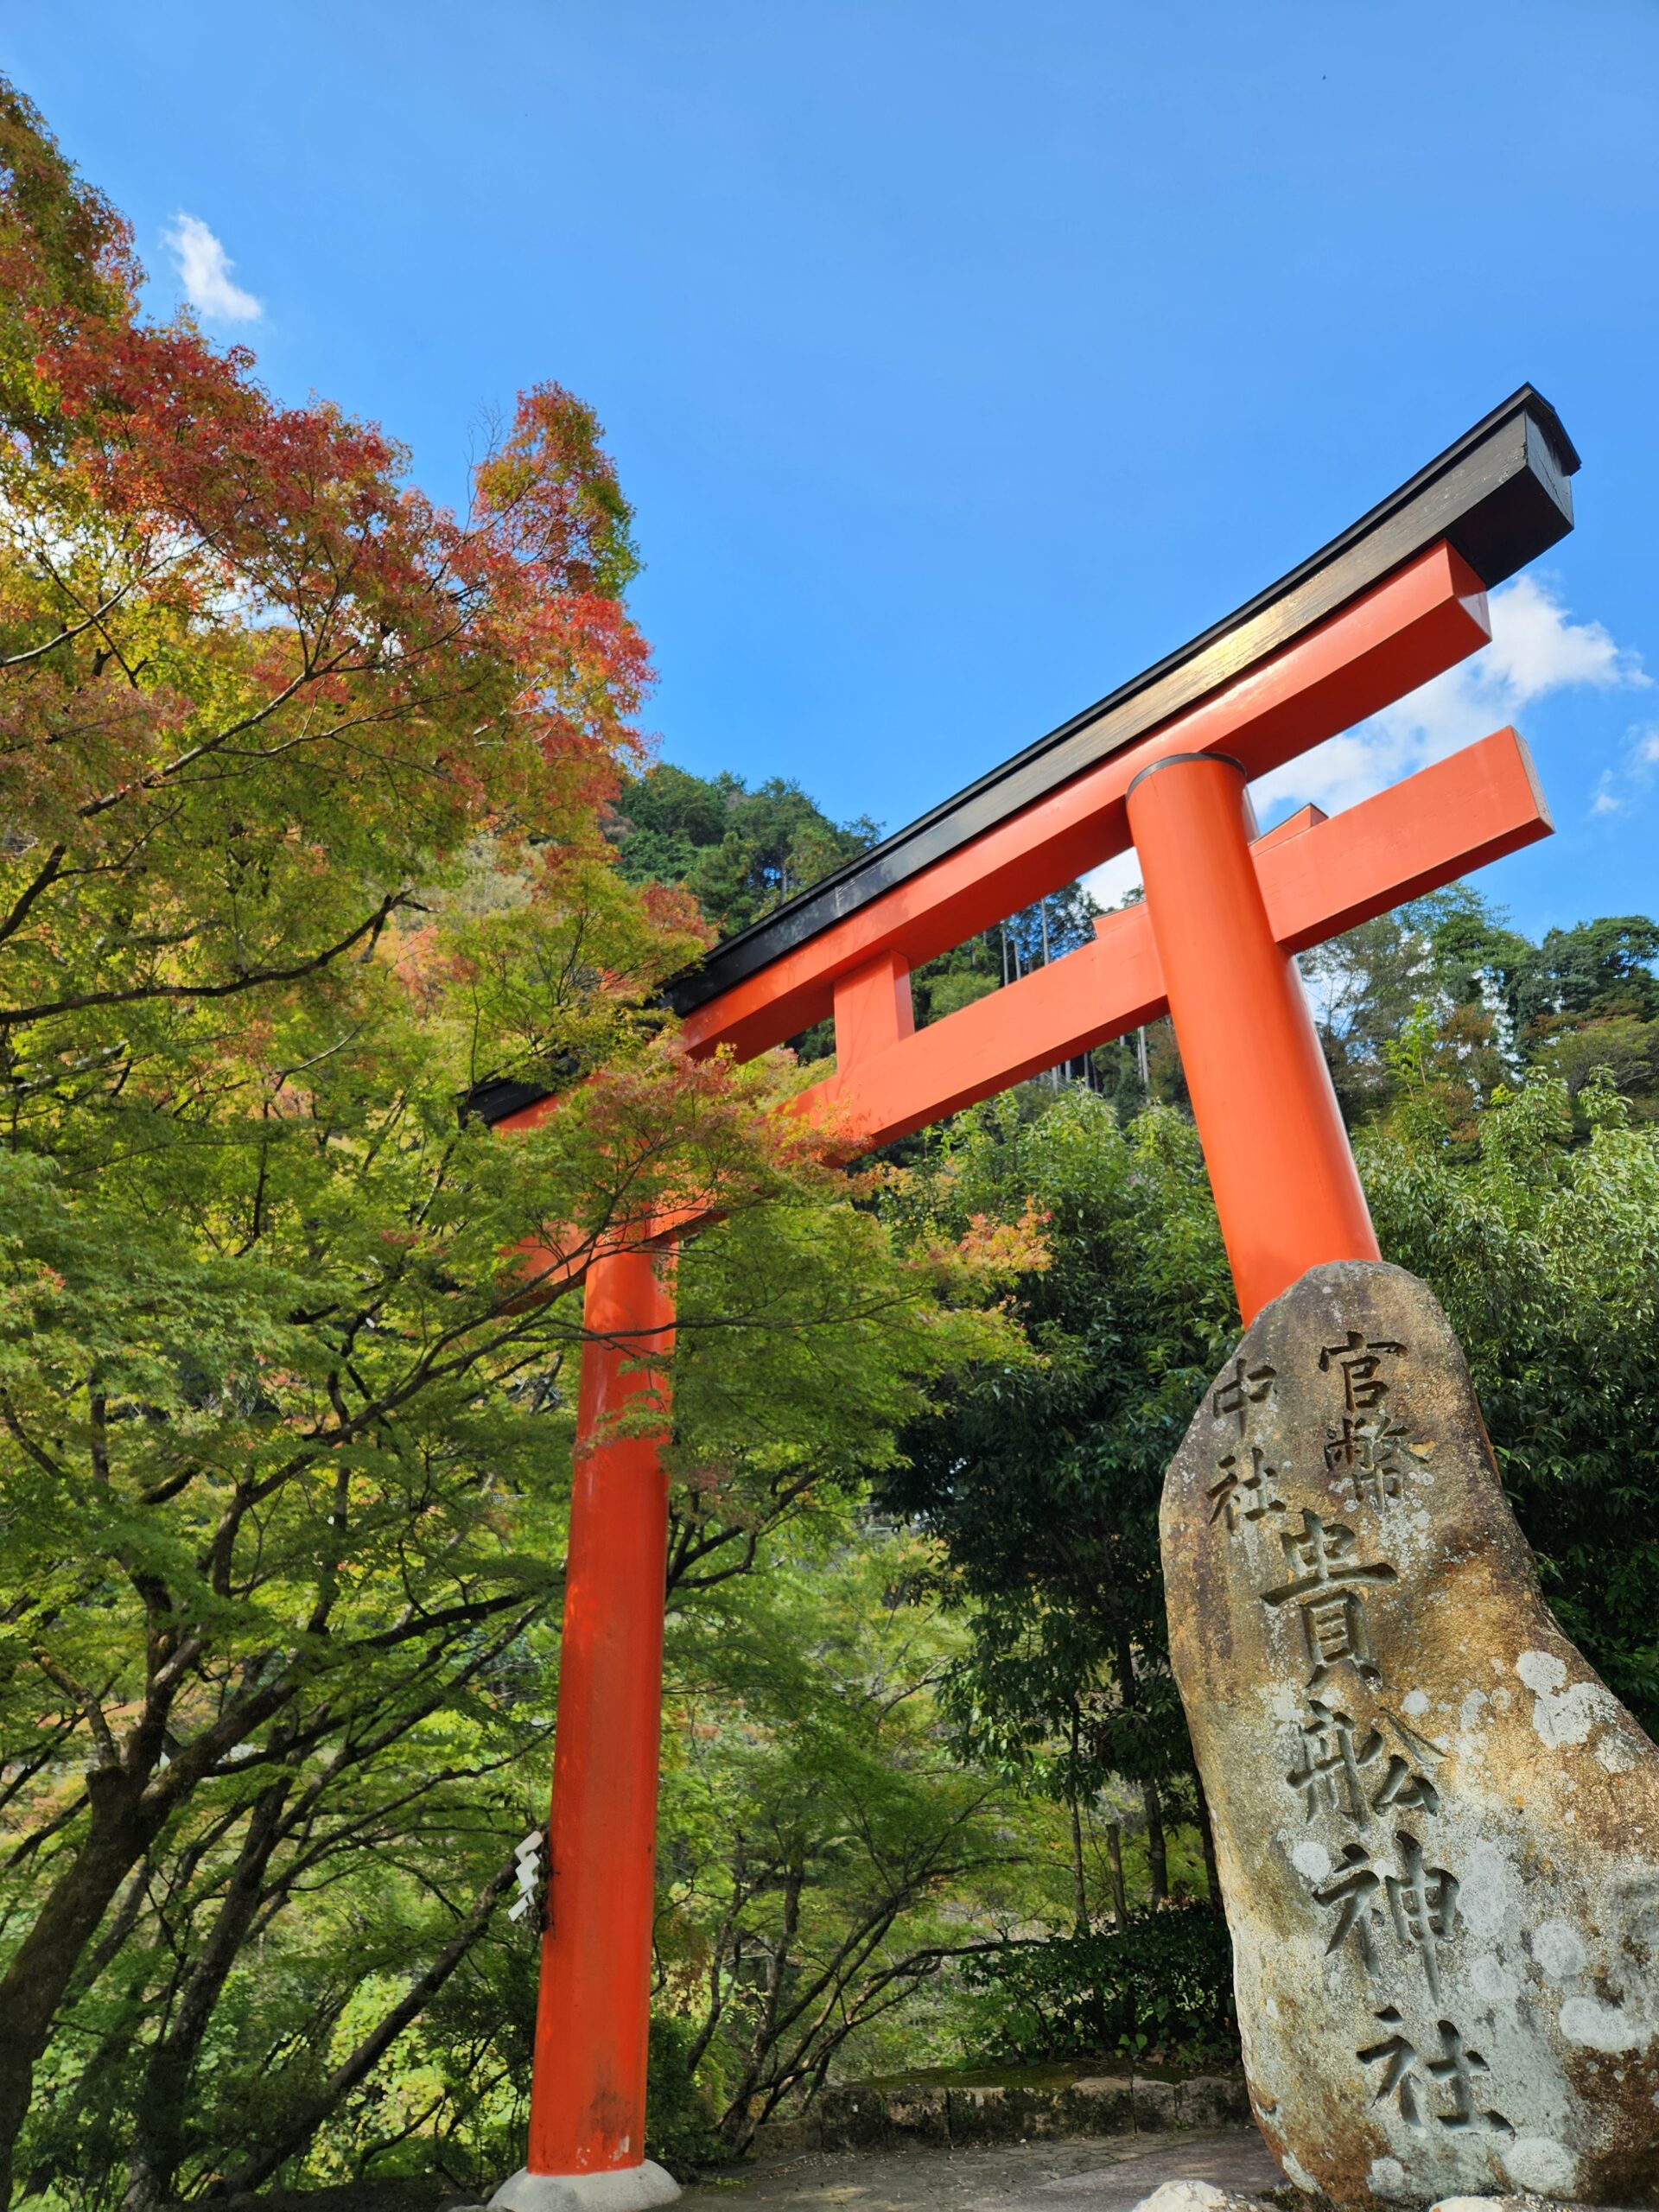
1480, 573, 1637, 696
1252, 573, 1647, 822
1592, 723, 1659, 819
1082, 575, 1643, 910
163, 213, 262, 323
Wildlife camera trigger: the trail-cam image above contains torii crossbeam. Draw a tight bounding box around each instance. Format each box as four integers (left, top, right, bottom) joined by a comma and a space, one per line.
479, 388, 1579, 2212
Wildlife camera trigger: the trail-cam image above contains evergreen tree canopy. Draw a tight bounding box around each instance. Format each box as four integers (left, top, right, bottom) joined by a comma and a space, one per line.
607, 762, 880, 936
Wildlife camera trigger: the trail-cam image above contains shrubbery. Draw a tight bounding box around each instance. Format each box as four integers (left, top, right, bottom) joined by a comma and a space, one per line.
644, 2018, 726, 2177
959, 1909, 1236, 2067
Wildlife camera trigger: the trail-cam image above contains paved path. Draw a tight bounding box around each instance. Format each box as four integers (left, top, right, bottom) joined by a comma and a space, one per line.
683, 2126, 1282, 2212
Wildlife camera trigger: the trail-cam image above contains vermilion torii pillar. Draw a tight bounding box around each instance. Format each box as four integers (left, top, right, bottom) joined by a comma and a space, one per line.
525, 1245, 676, 2193
482, 388, 1579, 2212
1124, 750, 1380, 1323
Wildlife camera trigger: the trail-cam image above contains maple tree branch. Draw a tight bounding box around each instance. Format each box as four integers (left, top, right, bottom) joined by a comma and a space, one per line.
0, 582, 138, 669
0, 890, 411, 1031
0, 843, 68, 949
0, 1391, 69, 1481
29, 1648, 120, 1769
73, 643, 351, 823
223, 1840, 521, 2193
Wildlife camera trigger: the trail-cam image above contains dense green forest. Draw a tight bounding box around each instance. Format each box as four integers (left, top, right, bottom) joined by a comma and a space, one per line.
3, 79, 1659, 2212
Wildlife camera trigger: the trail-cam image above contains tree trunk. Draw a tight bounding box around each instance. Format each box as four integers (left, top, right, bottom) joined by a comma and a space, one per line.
1068, 1789, 1090, 1935
1141, 1778, 1168, 1904
1066, 1705, 1090, 1935
1104, 1820, 1128, 1925
0, 1663, 292, 2202
122, 1780, 293, 2210
0, 1770, 160, 2205
1110, 1632, 1166, 1908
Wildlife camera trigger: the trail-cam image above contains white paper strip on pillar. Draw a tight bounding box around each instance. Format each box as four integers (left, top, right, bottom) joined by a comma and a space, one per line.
509, 1828, 544, 1923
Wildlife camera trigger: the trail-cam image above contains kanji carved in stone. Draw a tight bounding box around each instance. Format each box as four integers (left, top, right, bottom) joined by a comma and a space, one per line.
1162, 1262, 1659, 2208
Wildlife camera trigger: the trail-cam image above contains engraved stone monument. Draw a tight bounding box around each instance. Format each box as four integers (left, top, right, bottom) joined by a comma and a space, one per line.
1164, 1261, 1659, 2208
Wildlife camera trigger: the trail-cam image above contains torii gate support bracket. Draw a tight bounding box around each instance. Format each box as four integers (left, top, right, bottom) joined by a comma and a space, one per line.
480, 389, 1578, 2212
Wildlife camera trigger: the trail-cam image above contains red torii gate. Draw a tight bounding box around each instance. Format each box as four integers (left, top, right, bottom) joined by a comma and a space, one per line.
480, 388, 1579, 2212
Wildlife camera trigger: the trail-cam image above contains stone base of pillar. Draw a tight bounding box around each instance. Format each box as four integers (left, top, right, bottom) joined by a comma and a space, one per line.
488, 2161, 680, 2212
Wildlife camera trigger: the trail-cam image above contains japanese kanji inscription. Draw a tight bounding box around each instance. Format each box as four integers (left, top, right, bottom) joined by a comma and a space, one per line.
1162, 1262, 1659, 2208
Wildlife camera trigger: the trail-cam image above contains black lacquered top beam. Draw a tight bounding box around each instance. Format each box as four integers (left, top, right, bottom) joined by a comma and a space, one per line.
662, 385, 1577, 1019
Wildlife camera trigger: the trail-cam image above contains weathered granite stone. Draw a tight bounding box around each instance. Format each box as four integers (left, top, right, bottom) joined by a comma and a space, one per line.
1421, 2200, 1632, 2212
1127, 2183, 1268, 2212
1163, 1262, 1659, 2209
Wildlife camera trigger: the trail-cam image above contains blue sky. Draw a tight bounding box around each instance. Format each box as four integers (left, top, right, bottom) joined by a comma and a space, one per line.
9, 1, 1659, 939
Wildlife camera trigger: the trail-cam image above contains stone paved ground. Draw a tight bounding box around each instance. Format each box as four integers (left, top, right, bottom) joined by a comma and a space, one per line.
681, 2126, 1282, 2212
